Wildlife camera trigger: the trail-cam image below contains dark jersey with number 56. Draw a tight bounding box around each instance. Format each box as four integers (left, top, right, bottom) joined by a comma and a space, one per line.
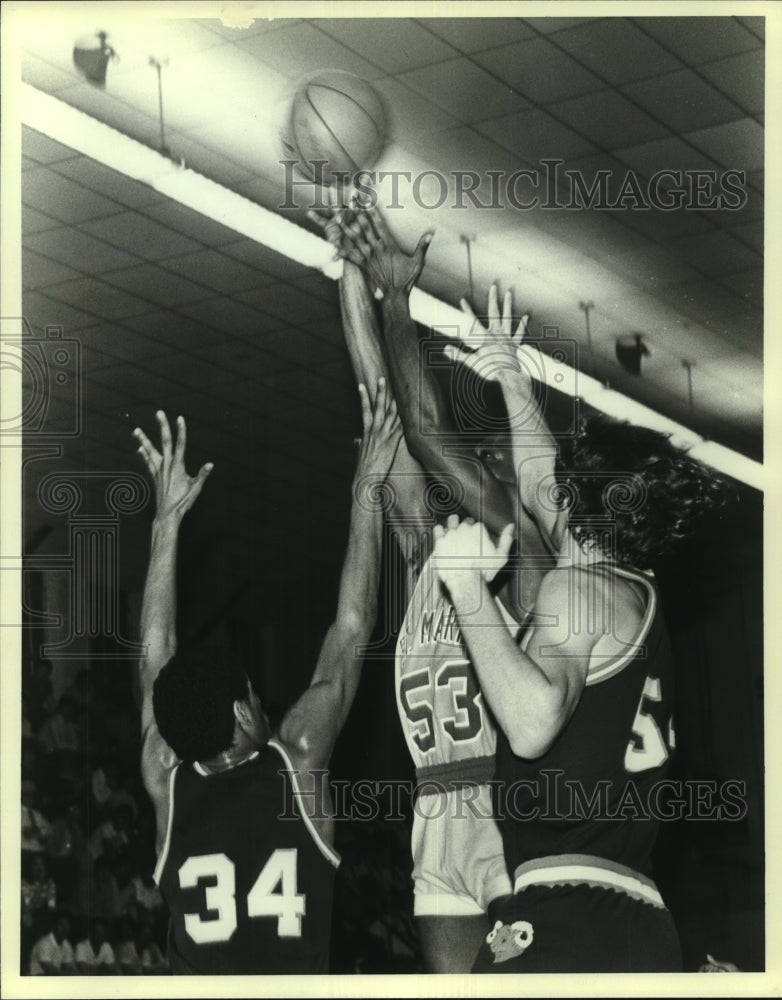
396, 557, 522, 779
496, 563, 676, 880
154, 738, 339, 974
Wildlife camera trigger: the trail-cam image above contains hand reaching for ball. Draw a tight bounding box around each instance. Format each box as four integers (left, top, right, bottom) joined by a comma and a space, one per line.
309, 202, 434, 299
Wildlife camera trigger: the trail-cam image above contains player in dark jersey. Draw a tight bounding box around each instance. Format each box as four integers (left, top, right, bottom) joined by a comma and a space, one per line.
132, 383, 401, 974
310, 202, 557, 972
432, 324, 729, 971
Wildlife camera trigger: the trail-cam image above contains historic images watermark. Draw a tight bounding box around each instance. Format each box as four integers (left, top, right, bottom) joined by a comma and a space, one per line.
279, 771, 747, 824
280, 159, 748, 212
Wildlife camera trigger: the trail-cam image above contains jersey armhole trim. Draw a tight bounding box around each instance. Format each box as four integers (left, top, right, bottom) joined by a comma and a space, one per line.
585, 565, 658, 686
267, 738, 340, 869
153, 763, 179, 886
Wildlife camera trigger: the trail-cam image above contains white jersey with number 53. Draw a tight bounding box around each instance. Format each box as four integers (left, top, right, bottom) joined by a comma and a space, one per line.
395, 557, 522, 775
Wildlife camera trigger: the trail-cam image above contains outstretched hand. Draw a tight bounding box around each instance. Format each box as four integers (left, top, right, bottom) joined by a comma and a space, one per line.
309, 202, 433, 298
133, 411, 213, 521
443, 283, 530, 382
355, 377, 403, 480
432, 514, 515, 600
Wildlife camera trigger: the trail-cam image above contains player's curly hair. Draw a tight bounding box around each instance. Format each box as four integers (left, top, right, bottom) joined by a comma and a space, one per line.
152, 644, 250, 763
554, 414, 731, 567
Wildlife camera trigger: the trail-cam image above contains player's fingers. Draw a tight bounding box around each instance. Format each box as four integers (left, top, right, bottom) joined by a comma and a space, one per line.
133, 431, 159, 477
367, 203, 392, 242
447, 513, 460, 531
459, 297, 483, 338
337, 247, 367, 269
412, 232, 434, 278
514, 313, 530, 342
195, 462, 214, 485
433, 523, 445, 541
157, 411, 173, 463
488, 284, 500, 327
373, 377, 388, 428
356, 210, 380, 249
174, 415, 187, 464
502, 290, 513, 336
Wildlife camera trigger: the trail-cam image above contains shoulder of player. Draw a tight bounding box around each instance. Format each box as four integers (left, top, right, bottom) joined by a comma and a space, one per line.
534, 563, 644, 628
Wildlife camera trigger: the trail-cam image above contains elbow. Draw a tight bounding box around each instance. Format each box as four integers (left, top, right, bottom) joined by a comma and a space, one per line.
506, 690, 569, 760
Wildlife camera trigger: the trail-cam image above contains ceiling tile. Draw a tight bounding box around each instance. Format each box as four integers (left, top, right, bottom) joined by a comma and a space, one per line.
140, 201, 242, 247
314, 18, 458, 73
632, 16, 761, 64
614, 135, 720, 179
177, 297, 266, 337
548, 89, 668, 149
730, 219, 763, 253
667, 230, 761, 278
21, 127, 79, 164
25, 227, 139, 275
163, 131, 256, 188
77, 323, 171, 368
50, 84, 163, 148
102, 263, 211, 307
621, 69, 746, 133
257, 327, 345, 368
44, 277, 156, 321
520, 17, 598, 35
661, 279, 754, 329
22, 206, 60, 236
86, 362, 191, 404
21, 290, 103, 333
139, 350, 246, 387
161, 250, 268, 294
22, 249, 82, 289
372, 77, 462, 140
733, 16, 764, 40
610, 203, 716, 243
235, 21, 384, 80
221, 239, 313, 281
123, 310, 227, 350
22, 166, 122, 224
476, 109, 597, 162
21, 52, 79, 93
237, 283, 337, 326
720, 268, 763, 309
51, 157, 166, 210
473, 35, 604, 104
416, 17, 536, 52
80, 212, 201, 260
684, 118, 763, 173
397, 57, 530, 124
553, 19, 682, 85
698, 50, 764, 115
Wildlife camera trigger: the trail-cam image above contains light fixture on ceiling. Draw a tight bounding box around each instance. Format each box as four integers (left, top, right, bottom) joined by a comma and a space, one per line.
17, 84, 764, 493
72, 31, 116, 88
615, 333, 650, 376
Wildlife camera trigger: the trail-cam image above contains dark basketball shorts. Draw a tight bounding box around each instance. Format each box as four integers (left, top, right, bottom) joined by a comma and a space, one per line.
472, 854, 683, 973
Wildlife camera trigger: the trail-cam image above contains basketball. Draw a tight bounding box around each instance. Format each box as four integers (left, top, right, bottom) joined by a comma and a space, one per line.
288, 70, 387, 186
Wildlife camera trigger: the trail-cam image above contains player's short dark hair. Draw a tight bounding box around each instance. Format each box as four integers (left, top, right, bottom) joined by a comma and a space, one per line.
555, 413, 730, 566
152, 644, 250, 763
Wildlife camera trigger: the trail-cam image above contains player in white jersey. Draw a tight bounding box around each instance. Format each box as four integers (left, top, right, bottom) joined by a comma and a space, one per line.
311, 201, 557, 971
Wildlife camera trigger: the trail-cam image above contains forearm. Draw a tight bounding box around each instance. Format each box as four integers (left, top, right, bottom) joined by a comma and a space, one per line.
448, 575, 568, 758
332, 494, 382, 642
139, 514, 181, 681
381, 291, 514, 534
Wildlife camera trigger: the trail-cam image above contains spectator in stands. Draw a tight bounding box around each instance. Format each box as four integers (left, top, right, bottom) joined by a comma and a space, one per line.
137, 920, 168, 975
115, 917, 142, 975
75, 918, 120, 975
21, 777, 50, 855
38, 695, 82, 755
28, 912, 75, 975
88, 804, 133, 862
21, 854, 57, 931
89, 856, 122, 922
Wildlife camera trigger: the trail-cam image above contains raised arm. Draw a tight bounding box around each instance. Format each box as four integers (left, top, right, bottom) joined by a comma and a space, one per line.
445, 285, 568, 553
133, 413, 213, 831
311, 205, 514, 539
339, 259, 430, 576
278, 378, 402, 772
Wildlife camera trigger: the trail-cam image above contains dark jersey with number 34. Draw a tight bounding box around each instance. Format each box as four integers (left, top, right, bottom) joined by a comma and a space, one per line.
496, 563, 676, 880
154, 738, 339, 974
